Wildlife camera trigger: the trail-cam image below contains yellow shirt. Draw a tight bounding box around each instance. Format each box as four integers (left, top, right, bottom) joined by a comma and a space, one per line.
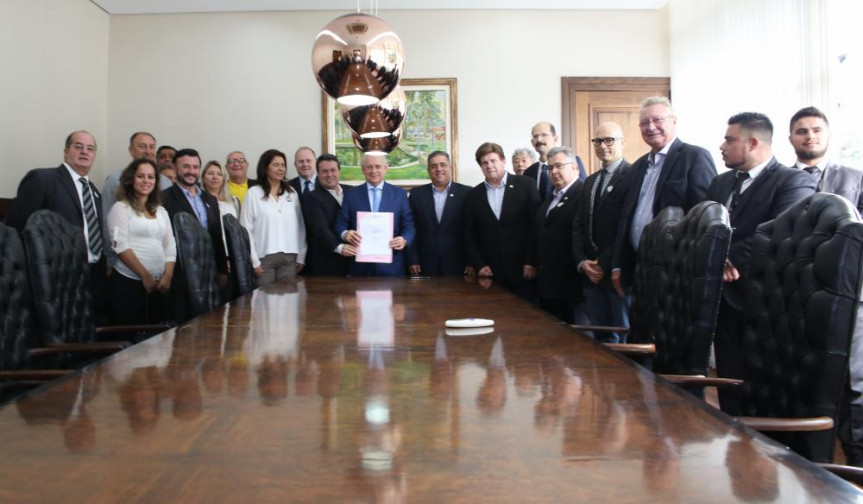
227, 179, 250, 203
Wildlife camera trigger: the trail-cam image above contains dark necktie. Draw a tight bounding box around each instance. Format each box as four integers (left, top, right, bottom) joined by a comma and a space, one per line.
78, 177, 103, 258
804, 166, 821, 180
303, 180, 311, 194
539, 164, 549, 200
729, 171, 749, 212
589, 169, 608, 244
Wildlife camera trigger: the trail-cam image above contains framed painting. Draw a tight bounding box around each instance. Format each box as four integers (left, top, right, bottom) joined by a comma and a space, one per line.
321, 77, 458, 187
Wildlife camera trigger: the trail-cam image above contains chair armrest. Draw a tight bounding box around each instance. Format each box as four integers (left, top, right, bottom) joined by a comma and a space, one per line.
95, 323, 170, 335
571, 325, 630, 334
736, 416, 834, 432
660, 374, 744, 387
604, 343, 656, 355
818, 463, 863, 487
37, 341, 130, 355
0, 369, 69, 381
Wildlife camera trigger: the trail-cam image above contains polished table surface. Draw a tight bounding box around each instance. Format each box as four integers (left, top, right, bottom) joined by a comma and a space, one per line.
0, 277, 860, 503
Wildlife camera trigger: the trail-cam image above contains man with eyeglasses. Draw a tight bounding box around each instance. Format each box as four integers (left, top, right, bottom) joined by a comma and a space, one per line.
225, 151, 257, 204
573, 122, 634, 342
289, 147, 318, 195
8, 130, 110, 319
101, 132, 174, 268
523, 121, 587, 201
534, 146, 584, 323
611, 96, 716, 298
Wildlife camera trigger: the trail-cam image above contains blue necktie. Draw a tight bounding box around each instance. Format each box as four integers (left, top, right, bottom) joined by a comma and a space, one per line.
303, 180, 311, 194
539, 164, 550, 200
372, 187, 380, 212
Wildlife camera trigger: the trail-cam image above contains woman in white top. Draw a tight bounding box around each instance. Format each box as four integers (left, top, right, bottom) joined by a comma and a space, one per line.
107, 158, 176, 324
240, 149, 307, 285
202, 160, 241, 254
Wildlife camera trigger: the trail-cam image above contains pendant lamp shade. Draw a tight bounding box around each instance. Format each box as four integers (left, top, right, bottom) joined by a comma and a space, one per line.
352, 129, 402, 156
312, 13, 404, 106
341, 86, 406, 139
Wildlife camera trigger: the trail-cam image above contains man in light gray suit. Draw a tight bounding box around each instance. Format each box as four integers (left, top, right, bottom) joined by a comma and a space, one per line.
789, 106, 863, 212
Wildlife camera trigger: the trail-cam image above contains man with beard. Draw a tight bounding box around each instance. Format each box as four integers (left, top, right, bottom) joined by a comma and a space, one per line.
523, 121, 586, 201
788, 106, 863, 212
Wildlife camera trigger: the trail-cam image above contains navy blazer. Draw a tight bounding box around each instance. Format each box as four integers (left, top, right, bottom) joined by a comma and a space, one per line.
464, 175, 541, 289
7, 165, 103, 236
535, 180, 583, 301
334, 182, 416, 277
301, 184, 349, 276
613, 138, 716, 287
706, 158, 816, 308
407, 182, 471, 276
572, 160, 633, 276
161, 184, 228, 275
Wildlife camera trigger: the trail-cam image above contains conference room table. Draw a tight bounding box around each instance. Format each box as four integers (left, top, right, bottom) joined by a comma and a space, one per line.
0, 277, 860, 503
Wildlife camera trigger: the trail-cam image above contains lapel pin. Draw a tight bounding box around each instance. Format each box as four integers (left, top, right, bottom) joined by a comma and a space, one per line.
449, 193, 454, 197
508, 184, 514, 188
606, 185, 613, 193
556, 202, 564, 208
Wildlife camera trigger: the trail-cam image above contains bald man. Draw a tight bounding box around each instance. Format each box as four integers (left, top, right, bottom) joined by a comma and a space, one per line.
572, 122, 634, 342
523, 121, 587, 200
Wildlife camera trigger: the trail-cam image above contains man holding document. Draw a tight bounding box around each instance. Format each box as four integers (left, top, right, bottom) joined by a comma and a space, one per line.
335, 154, 416, 276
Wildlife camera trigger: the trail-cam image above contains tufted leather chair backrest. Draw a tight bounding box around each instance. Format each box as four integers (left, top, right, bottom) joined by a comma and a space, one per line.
21, 210, 96, 346
653, 201, 731, 375
0, 222, 33, 370
172, 212, 220, 319
630, 207, 684, 343
742, 193, 863, 462
222, 214, 256, 298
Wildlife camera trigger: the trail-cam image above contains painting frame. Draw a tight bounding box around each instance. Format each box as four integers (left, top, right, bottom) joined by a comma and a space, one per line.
321, 77, 459, 187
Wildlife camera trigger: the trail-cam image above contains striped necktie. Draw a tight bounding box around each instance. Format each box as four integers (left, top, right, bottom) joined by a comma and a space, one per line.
78, 177, 103, 257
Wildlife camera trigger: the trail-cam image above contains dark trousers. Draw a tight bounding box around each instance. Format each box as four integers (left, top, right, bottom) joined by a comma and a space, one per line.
714, 298, 745, 415
109, 272, 168, 325
90, 257, 108, 326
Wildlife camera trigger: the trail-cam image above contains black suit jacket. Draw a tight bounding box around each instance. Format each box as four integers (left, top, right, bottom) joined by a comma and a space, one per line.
535, 181, 584, 301
407, 182, 471, 276
301, 184, 349, 276
7, 165, 103, 234
572, 160, 633, 276
706, 158, 816, 308
613, 138, 717, 287
465, 175, 540, 288
290, 176, 316, 195
161, 185, 228, 275
524, 157, 588, 198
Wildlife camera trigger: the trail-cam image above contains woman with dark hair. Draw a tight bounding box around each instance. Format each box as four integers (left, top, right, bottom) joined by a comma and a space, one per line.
240, 149, 307, 285
107, 158, 176, 324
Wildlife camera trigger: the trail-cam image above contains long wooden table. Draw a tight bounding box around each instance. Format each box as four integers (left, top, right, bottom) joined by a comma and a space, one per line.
0, 277, 859, 502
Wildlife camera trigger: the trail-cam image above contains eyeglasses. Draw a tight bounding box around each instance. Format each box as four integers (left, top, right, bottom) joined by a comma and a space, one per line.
591, 137, 621, 146
638, 116, 672, 128
70, 143, 97, 153
548, 162, 573, 171
226, 158, 247, 165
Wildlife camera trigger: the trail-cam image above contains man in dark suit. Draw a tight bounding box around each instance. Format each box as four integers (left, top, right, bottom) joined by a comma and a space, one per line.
523, 121, 587, 201
534, 146, 583, 323
225, 150, 257, 204
407, 150, 472, 277
301, 153, 349, 276
573, 122, 633, 342
289, 146, 318, 195
465, 142, 541, 297
707, 112, 816, 414
161, 148, 228, 322
334, 154, 415, 277
788, 106, 863, 212
611, 96, 717, 297
7, 130, 108, 319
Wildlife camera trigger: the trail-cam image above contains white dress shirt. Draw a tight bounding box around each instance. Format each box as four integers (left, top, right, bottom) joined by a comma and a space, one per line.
240, 185, 307, 268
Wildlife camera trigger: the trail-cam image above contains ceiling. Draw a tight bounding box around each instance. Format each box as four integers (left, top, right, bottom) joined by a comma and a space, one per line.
91, 0, 668, 15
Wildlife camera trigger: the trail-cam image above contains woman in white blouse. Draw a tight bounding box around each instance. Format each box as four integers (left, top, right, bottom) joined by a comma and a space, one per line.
240, 149, 307, 285
107, 158, 176, 324
202, 160, 240, 255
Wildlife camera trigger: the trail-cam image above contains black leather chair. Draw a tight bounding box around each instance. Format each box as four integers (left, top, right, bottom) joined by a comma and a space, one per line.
575, 202, 734, 391
172, 212, 220, 321
736, 193, 863, 463
222, 214, 256, 298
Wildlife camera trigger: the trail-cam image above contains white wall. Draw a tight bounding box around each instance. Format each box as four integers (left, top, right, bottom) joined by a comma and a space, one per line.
0, 0, 109, 197
106, 9, 668, 186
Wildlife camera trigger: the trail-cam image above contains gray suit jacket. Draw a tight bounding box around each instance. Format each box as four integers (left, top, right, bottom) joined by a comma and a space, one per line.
820, 162, 863, 213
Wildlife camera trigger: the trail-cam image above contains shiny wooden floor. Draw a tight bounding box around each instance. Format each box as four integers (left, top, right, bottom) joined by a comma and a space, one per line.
0, 277, 860, 503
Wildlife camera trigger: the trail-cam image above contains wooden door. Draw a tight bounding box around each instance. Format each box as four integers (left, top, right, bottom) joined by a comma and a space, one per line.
561, 77, 670, 175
